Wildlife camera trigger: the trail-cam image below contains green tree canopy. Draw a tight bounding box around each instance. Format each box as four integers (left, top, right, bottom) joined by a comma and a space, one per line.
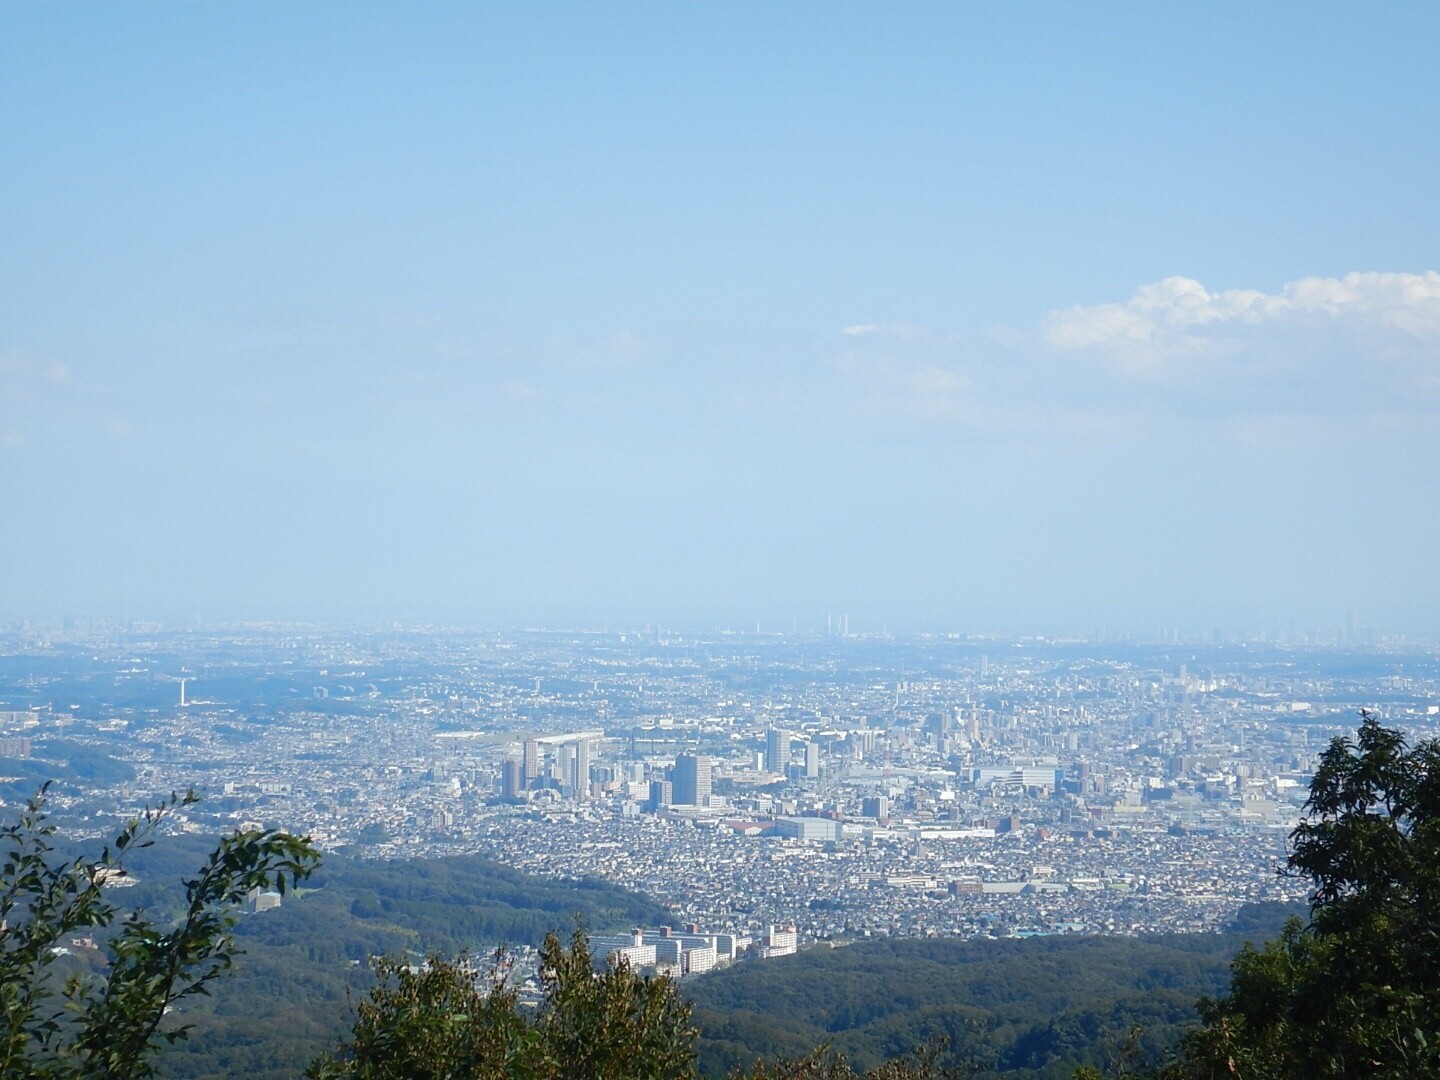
309, 926, 968, 1080
308, 926, 697, 1080
1143, 712, 1440, 1079
0, 785, 320, 1080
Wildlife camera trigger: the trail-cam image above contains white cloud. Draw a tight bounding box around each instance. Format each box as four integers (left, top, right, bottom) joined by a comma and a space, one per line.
818, 271, 1440, 434
1044, 272, 1440, 358
0, 346, 134, 448
502, 379, 541, 400
840, 323, 924, 339
912, 365, 970, 396
1283, 271, 1440, 334
0, 347, 75, 389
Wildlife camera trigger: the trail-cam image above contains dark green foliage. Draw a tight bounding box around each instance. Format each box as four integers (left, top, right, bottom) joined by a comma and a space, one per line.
733, 1040, 976, 1079
0, 740, 134, 799
158, 854, 670, 1079
532, 926, 697, 1080
0, 785, 319, 1080
308, 927, 697, 1080
1220, 903, 1306, 937
686, 932, 1263, 1079
304, 952, 532, 1079
1160, 713, 1440, 1079
307, 928, 971, 1080
228, 852, 668, 959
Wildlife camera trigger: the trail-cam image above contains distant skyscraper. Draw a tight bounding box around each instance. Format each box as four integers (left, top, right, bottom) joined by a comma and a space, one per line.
672, 753, 711, 806
766, 729, 788, 774
522, 739, 540, 789
501, 758, 523, 799
574, 738, 591, 801
557, 743, 576, 795
804, 741, 820, 779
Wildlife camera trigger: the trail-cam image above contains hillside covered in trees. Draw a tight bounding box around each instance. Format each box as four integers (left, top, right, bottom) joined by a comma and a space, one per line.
33, 821, 1298, 1079
170, 889, 1297, 1077
687, 907, 1298, 1079
142, 848, 669, 1078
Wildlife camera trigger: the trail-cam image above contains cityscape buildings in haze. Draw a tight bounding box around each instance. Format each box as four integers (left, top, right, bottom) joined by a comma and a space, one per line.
5, 618, 1437, 952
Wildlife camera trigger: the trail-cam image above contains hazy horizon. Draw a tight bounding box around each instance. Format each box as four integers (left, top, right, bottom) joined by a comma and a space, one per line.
5, 4, 1439, 633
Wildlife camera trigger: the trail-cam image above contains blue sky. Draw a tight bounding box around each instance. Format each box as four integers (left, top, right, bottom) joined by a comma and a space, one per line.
4, 3, 1439, 633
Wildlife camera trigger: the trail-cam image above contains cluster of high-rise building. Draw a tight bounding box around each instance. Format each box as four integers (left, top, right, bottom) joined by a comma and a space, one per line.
501, 733, 596, 800
3, 621, 1437, 953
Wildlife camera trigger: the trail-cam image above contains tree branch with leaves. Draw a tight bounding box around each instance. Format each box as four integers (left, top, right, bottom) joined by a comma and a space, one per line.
0, 784, 320, 1080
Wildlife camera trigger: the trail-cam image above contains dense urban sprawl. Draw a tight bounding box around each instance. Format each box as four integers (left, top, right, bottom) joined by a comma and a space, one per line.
5, 620, 1437, 971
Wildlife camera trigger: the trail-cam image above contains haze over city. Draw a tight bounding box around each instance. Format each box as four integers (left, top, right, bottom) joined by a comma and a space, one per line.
4, 4, 1439, 634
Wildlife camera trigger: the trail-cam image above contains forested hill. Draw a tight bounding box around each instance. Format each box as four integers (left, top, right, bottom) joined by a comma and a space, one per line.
687, 902, 1303, 1080
70, 830, 1300, 1079
229, 850, 668, 958
107, 842, 670, 1079
105, 834, 668, 957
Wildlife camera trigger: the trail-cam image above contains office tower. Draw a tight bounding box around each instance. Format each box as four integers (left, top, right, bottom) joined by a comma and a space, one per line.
672, 753, 711, 806
501, 758, 523, 799
804, 741, 820, 779
924, 713, 947, 743
766, 729, 789, 774
522, 738, 540, 789
574, 738, 591, 801
557, 743, 575, 795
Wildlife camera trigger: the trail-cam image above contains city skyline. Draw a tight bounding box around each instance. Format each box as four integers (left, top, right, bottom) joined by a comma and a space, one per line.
8, 620, 1434, 944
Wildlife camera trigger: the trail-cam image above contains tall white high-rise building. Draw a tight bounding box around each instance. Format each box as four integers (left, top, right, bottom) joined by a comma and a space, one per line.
522, 739, 540, 789
556, 743, 575, 793
766, 728, 789, 774
574, 737, 590, 800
